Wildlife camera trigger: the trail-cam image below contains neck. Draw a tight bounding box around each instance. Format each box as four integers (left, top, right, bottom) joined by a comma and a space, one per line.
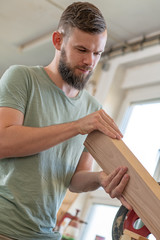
44, 60, 80, 98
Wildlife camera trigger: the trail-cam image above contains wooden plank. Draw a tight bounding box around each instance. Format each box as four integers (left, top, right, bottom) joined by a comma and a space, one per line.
122, 229, 148, 240
120, 234, 131, 240
84, 131, 160, 239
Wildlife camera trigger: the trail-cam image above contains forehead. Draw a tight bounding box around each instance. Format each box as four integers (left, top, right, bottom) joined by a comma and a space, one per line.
65, 28, 107, 52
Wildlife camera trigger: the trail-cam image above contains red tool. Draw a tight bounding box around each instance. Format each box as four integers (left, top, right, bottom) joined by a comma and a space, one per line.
56, 209, 87, 240
112, 206, 152, 240
123, 209, 150, 237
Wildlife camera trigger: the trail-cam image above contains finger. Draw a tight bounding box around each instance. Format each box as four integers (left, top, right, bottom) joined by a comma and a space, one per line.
98, 117, 122, 139
105, 167, 128, 192
100, 167, 122, 187
119, 196, 132, 210
110, 173, 130, 198
98, 110, 123, 139
100, 110, 123, 137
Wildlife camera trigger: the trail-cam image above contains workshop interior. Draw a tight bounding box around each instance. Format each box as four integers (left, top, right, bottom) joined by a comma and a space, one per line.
1, 0, 160, 239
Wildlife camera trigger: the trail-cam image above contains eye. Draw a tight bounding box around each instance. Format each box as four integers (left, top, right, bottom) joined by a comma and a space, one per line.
94, 52, 102, 56
78, 48, 87, 53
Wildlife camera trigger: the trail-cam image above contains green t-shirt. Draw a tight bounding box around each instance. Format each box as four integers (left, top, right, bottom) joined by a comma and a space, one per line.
0, 65, 101, 240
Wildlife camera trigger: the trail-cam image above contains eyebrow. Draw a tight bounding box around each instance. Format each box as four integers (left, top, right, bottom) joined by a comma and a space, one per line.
75, 45, 103, 53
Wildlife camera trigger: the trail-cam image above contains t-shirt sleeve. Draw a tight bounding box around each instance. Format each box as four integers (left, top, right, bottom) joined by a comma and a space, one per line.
0, 65, 29, 114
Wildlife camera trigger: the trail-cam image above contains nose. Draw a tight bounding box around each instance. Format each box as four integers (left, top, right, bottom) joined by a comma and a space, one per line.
83, 53, 94, 66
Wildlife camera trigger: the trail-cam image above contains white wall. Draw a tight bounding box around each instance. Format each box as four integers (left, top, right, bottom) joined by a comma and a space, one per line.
95, 44, 160, 126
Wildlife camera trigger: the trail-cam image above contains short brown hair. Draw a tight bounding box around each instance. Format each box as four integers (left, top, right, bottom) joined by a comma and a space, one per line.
58, 2, 106, 34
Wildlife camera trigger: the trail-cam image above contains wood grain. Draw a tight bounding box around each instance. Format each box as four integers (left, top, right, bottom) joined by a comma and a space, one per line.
84, 131, 160, 239
121, 230, 148, 240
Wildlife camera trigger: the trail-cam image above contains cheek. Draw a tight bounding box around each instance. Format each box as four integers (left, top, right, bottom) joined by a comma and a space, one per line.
70, 53, 82, 66
66, 50, 77, 61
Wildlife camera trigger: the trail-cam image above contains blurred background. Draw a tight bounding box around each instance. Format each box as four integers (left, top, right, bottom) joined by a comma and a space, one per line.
1, 1, 160, 239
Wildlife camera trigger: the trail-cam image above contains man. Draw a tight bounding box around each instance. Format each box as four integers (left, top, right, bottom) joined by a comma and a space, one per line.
0, 2, 130, 239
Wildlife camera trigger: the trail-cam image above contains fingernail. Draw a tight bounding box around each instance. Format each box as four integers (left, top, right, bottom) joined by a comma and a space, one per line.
116, 134, 121, 140
124, 174, 130, 179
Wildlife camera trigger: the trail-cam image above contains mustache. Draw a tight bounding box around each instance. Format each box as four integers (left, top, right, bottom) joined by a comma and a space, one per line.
76, 65, 93, 71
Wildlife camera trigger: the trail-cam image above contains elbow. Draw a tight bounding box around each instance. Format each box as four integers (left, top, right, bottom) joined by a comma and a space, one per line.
0, 143, 13, 159
68, 183, 82, 193
0, 142, 7, 159
68, 186, 75, 193
69, 188, 82, 194
0, 134, 4, 159
69, 184, 77, 193
0, 148, 5, 160
0, 131, 10, 159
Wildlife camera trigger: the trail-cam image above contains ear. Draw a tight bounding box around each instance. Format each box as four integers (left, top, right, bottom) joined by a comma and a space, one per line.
52, 31, 63, 50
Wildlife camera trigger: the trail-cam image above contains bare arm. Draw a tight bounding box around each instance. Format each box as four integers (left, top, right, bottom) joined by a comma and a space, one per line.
69, 152, 131, 210
0, 107, 122, 159
0, 107, 131, 208
0, 107, 80, 158
69, 152, 100, 192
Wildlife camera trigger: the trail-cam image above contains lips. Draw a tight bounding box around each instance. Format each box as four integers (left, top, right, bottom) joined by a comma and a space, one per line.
77, 66, 92, 73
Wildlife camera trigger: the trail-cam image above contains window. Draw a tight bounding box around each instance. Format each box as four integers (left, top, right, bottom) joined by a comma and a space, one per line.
121, 100, 160, 240
123, 101, 160, 177
81, 204, 119, 240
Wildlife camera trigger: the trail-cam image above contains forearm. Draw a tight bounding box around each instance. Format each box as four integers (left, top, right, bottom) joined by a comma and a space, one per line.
69, 171, 101, 193
0, 121, 79, 159
0, 107, 122, 159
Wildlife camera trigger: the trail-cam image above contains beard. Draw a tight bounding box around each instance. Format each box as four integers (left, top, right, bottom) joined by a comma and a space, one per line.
58, 48, 93, 90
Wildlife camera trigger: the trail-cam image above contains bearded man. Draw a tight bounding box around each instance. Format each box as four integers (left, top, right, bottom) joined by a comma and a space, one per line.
0, 2, 130, 239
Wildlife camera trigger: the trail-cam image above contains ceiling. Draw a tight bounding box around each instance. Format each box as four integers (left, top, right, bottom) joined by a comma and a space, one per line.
1, 0, 160, 77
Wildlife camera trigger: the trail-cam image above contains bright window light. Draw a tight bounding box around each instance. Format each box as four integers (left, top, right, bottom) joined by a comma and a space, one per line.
123, 101, 160, 176
82, 204, 118, 240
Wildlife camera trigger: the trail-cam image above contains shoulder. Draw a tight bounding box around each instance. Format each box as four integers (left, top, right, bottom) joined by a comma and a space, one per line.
2, 65, 29, 76
1, 65, 39, 79
1, 65, 27, 82
0, 65, 40, 87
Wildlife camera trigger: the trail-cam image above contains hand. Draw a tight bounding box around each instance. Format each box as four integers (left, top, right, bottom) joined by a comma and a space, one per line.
98, 167, 132, 210
76, 109, 123, 139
